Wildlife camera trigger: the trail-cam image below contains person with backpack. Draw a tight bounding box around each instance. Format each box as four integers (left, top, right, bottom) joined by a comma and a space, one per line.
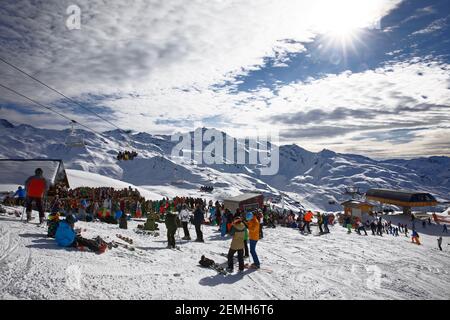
24, 168, 49, 224
179, 204, 191, 240
227, 217, 247, 273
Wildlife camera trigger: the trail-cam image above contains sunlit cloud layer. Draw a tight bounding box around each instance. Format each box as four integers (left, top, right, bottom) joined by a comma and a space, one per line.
0, 0, 449, 158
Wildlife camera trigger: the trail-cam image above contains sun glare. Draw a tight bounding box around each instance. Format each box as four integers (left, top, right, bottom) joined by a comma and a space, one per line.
310, 0, 384, 41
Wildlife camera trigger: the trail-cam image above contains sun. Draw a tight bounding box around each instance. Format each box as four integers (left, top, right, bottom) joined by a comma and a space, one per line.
310, 0, 383, 42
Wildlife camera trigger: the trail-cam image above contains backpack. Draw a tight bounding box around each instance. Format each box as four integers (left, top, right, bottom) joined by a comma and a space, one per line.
199, 255, 215, 268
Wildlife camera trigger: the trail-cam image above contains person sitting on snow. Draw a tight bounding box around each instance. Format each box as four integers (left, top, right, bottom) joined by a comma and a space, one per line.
55, 215, 107, 253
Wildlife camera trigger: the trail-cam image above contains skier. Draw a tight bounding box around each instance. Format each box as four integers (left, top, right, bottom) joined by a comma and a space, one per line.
227, 217, 246, 273
247, 212, 261, 269
437, 236, 443, 251
404, 225, 409, 237
24, 168, 49, 224
422, 220, 426, 229
179, 204, 191, 240
193, 203, 205, 242
443, 224, 448, 233
165, 211, 178, 249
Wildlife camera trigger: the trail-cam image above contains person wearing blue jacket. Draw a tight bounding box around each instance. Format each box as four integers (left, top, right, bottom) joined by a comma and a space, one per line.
55, 217, 76, 247
55, 215, 107, 253
13, 186, 26, 206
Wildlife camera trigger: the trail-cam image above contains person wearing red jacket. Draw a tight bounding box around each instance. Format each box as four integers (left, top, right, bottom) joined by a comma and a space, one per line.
25, 168, 49, 224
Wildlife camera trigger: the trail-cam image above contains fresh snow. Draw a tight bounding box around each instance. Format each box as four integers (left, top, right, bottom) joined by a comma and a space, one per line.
0, 207, 449, 300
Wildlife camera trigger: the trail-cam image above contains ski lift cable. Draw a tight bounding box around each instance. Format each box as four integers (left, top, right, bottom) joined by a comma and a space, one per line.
0, 56, 125, 133
0, 82, 105, 137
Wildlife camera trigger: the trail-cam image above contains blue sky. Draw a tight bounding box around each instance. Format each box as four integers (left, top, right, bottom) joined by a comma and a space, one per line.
0, 0, 449, 158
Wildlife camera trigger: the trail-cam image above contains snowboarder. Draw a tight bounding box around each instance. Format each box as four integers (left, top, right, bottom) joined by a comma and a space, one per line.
437, 236, 443, 251
247, 212, 261, 269
24, 168, 48, 224
227, 217, 246, 273
179, 204, 191, 240
193, 203, 204, 242
165, 211, 178, 249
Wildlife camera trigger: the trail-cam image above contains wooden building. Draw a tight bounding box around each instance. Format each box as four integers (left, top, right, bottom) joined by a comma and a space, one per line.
223, 193, 264, 213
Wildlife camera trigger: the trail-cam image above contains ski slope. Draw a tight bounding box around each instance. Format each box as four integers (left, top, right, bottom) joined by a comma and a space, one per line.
1, 207, 449, 300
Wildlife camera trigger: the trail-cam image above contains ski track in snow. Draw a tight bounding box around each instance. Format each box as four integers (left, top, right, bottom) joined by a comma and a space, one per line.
0, 210, 449, 300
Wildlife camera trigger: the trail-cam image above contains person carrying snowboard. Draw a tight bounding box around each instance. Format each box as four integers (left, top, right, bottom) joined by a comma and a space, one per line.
227, 217, 246, 273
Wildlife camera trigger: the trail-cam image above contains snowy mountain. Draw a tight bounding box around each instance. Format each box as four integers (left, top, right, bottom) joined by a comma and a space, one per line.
1, 119, 449, 211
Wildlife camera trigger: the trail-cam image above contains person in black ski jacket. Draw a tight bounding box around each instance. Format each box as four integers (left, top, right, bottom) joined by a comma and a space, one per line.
165, 212, 178, 248
193, 204, 205, 242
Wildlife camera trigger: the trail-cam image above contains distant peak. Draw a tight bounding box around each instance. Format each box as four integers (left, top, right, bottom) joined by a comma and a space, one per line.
318, 148, 336, 157
0, 119, 15, 128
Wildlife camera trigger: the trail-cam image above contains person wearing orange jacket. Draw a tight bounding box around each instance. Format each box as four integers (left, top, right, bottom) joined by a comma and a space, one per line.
302, 210, 313, 233
24, 168, 49, 224
246, 211, 261, 269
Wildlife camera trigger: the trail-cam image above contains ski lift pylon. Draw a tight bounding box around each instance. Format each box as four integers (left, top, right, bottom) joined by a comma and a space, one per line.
65, 120, 85, 147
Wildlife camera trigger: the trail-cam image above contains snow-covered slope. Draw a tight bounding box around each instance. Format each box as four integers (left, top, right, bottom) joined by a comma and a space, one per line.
0, 208, 449, 300
1, 119, 450, 211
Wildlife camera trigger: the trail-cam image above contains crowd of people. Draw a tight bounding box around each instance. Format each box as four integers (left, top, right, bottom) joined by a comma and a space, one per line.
2, 167, 447, 259
116, 150, 138, 161
200, 185, 214, 193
